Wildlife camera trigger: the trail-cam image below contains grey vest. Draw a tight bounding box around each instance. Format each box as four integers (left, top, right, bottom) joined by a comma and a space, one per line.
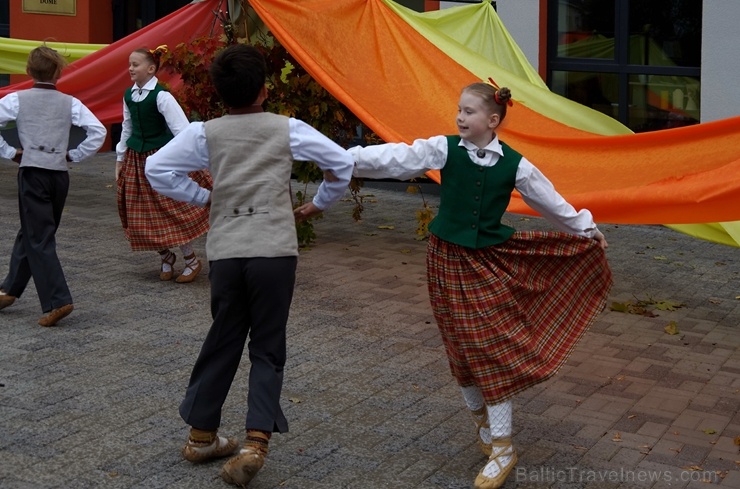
204, 112, 297, 260
17, 88, 73, 171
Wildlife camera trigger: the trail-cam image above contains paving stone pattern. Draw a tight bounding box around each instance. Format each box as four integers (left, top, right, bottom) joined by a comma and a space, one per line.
0, 153, 738, 489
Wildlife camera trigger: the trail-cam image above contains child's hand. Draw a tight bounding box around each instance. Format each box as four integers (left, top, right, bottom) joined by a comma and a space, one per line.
294, 202, 322, 222
11, 148, 22, 164
593, 230, 608, 249
115, 161, 123, 180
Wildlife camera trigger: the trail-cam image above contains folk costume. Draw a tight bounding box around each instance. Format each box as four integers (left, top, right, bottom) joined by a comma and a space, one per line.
145, 108, 354, 443
115, 76, 211, 252
0, 83, 106, 322
349, 134, 612, 485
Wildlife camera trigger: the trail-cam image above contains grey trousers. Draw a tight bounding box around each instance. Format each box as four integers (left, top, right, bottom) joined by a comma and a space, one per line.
1, 167, 71, 312
179, 256, 297, 434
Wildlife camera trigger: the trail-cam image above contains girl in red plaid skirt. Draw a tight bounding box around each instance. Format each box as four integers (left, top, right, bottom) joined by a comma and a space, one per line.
348, 83, 612, 489
115, 46, 211, 283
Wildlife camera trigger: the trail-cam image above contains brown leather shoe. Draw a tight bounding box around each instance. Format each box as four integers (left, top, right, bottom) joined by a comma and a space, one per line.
175, 256, 202, 284
38, 304, 74, 327
221, 446, 266, 487
182, 435, 239, 463
0, 291, 16, 310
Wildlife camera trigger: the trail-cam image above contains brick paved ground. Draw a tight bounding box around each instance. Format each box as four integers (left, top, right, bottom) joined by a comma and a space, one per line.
0, 152, 738, 489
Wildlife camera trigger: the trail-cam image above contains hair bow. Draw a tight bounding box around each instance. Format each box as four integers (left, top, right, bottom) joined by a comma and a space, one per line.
486, 77, 514, 107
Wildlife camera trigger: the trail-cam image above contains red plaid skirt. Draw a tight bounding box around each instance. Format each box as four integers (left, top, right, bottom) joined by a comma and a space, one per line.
426, 231, 612, 404
117, 148, 212, 251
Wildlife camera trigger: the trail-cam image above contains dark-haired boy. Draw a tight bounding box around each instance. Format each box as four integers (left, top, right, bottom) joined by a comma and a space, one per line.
146, 44, 353, 487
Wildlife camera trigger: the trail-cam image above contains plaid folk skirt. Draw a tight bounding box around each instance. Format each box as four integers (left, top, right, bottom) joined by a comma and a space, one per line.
426, 231, 613, 404
117, 148, 212, 251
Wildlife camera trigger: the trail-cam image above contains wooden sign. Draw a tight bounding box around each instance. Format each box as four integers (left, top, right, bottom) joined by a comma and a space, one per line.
22, 0, 76, 16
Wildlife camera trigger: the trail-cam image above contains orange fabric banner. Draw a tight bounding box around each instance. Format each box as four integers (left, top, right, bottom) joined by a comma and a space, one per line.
250, 0, 740, 225
0, 0, 222, 125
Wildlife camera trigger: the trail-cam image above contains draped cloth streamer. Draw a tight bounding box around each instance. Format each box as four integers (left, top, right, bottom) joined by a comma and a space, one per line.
249, 0, 740, 245
0, 0, 736, 245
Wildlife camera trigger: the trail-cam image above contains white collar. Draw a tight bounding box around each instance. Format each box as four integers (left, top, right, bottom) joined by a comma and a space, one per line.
131, 76, 159, 92
459, 135, 504, 157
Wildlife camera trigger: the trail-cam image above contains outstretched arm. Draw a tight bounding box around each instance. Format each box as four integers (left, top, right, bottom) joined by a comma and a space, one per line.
145, 122, 211, 207
289, 118, 354, 214
517, 157, 607, 248
348, 135, 447, 181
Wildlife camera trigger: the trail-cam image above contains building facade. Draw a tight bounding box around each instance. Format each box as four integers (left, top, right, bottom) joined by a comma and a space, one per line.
444, 0, 739, 129
3, 0, 738, 131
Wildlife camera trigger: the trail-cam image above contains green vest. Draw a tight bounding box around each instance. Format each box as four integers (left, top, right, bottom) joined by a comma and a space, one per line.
124, 84, 174, 153
428, 136, 521, 249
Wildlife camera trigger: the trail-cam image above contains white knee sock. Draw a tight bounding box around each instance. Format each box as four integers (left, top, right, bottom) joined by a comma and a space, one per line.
461, 386, 491, 445
180, 243, 194, 257
461, 385, 484, 411
486, 400, 512, 439
482, 401, 515, 478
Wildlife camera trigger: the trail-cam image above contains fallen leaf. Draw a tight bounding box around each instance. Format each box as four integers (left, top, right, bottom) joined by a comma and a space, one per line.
734, 435, 740, 446
628, 414, 637, 419
670, 447, 682, 453
105, 184, 113, 188
655, 300, 684, 311
289, 397, 302, 404
612, 432, 622, 442
610, 301, 631, 313
406, 185, 419, 194
377, 225, 395, 230
573, 445, 588, 450
653, 256, 667, 260
400, 249, 411, 254
682, 465, 703, 471
664, 321, 680, 335
708, 299, 721, 304
702, 428, 717, 435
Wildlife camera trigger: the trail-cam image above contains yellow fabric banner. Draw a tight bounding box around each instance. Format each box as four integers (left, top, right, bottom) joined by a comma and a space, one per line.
0, 37, 106, 74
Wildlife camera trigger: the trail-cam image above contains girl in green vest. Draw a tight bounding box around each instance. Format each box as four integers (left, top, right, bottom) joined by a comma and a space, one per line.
347, 83, 612, 489
115, 46, 211, 283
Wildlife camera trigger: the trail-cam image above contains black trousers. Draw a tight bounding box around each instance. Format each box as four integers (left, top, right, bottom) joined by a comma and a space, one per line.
1, 167, 71, 312
179, 256, 297, 433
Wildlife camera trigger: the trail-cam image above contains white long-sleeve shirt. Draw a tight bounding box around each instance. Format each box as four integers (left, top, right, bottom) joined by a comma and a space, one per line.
145, 117, 354, 210
349, 135, 598, 238
0, 91, 106, 162
115, 76, 189, 161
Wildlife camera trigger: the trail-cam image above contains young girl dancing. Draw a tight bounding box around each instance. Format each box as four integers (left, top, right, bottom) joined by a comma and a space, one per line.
116, 46, 211, 283
347, 83, 613, 489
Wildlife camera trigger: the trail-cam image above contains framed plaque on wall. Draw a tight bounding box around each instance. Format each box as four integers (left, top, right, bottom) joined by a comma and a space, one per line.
22, 0, 76, 16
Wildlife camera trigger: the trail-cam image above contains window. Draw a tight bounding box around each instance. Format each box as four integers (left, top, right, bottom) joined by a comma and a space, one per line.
548, 0, 702, 132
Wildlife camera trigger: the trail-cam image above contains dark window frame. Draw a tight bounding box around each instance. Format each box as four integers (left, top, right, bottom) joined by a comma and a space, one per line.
546, 0, 700, 127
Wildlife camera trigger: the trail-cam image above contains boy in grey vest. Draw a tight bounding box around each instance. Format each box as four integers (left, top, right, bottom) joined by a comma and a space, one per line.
146, 44, 353, 487
0, 46, 106, 327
